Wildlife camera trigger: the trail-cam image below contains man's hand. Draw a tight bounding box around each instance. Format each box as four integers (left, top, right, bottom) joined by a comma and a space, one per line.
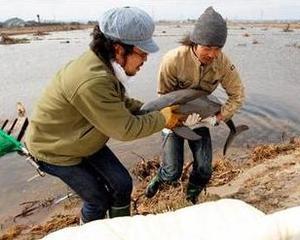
201, 113, 224, 127
215, 112, 224, 122
160, 105, 186, 129
183, 113, 202, 127
201, 115, 218, 126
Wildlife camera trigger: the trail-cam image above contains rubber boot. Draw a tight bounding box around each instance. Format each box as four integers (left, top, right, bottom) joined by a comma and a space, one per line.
109, 204, 131, 218
186, 182, 203, 204
144, 175, 162, 198
79, 210, 107, 225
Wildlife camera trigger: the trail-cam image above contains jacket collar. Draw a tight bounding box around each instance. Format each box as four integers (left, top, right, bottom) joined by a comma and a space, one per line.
188, 46, 218, 72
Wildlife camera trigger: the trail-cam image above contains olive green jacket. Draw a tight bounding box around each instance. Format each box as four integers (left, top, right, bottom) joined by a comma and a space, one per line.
26, 50, 165, 166
158, 46, 245, 121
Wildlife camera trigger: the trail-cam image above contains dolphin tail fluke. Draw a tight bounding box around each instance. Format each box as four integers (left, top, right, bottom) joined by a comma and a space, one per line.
223, 124, 249, 156
173, 126, 202, 141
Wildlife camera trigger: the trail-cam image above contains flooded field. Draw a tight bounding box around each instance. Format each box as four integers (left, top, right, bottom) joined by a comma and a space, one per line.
0, 24, 300, 219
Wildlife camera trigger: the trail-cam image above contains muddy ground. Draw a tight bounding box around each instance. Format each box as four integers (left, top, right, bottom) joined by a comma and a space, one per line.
1, 138, 300, 240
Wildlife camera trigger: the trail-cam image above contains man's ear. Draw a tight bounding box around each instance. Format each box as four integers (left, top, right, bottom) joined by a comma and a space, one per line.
114, 44, 125, 66
114, 44, 124, 56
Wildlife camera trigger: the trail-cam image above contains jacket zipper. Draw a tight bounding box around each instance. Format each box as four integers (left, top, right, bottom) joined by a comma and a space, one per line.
199, 65, 204, 87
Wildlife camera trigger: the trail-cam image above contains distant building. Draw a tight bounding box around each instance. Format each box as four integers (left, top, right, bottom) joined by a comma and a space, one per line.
3, 17, 26, 27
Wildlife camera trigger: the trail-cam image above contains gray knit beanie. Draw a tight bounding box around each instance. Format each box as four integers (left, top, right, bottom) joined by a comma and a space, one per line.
190, 6, 227, 48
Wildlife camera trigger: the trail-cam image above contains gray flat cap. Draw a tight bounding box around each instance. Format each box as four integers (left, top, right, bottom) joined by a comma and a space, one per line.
190, 6, 227, 48
100, 6, 159, 53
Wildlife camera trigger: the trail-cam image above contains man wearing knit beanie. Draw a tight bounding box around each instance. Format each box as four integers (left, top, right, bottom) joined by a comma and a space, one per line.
145, 7, 245, 204
190, 6, 227, 48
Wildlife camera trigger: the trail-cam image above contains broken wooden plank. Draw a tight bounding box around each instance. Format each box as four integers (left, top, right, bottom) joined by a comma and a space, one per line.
1, 117, 28, 141
7, 118, 18, 135
1, 119, 9, 130
17, 118, 29, 141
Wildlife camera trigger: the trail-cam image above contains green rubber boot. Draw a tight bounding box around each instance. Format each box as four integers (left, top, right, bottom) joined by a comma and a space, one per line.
144, 175, 162, 198
109, 204, 131, 218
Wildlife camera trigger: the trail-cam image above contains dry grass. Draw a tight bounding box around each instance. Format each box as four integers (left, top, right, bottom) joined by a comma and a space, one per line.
210, 158, 240, 187
0, 215, 79, 240
29, 214, 79, 238
131, 155, 238, 215
250, 138, 300, 163
0, 225, 28, 240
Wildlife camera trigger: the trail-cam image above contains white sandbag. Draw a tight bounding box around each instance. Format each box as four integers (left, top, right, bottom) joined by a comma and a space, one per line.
43, 199, 300, 240
264, 206, 300, 240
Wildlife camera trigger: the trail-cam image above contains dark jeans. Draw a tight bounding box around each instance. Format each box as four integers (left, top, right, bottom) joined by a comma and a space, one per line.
158, 127, 212, 187
38, 145, 132, 222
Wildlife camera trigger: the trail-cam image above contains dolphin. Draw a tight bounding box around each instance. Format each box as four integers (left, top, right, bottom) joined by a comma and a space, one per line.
140, 89, 249, 155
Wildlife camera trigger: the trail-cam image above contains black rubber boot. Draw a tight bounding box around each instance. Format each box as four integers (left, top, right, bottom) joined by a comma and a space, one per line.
144, 175, 162, 198
186, 182, 204, 204
109, 204, 131, 218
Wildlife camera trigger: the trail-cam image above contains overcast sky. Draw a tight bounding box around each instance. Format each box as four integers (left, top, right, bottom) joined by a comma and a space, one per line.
0, 0, 299, 22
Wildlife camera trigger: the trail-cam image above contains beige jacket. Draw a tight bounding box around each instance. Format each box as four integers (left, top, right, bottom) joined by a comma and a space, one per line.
158, 46, 245, 120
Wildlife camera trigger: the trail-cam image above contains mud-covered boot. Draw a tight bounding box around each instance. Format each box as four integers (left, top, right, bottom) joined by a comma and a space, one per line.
145, 175, 162, 198
109, 204, 131, 218
186, 182, 204, 204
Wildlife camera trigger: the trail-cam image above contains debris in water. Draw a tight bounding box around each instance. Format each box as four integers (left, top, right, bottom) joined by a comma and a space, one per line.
283, 23, 294, 32
33, 31, 49, 36
0, 34, 30, 45
16, 102, 26, 117
237, 43, 247, 47
285, 42, 300, 49
13, 198, 54, 221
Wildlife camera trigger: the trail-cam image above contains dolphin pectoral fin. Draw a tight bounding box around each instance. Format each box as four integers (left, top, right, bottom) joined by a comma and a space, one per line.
173, 126, 202, 141
223, 124, 249, 156
236, 125, 250, 132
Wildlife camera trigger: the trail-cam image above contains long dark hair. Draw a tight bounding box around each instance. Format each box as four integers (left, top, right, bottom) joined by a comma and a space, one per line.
89, 25, 134, 70
179, 35, 196, 47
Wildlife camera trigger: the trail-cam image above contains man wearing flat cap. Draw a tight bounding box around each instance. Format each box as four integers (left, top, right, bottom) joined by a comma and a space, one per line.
25, 6, 185, 223
145, 7, 245, 204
